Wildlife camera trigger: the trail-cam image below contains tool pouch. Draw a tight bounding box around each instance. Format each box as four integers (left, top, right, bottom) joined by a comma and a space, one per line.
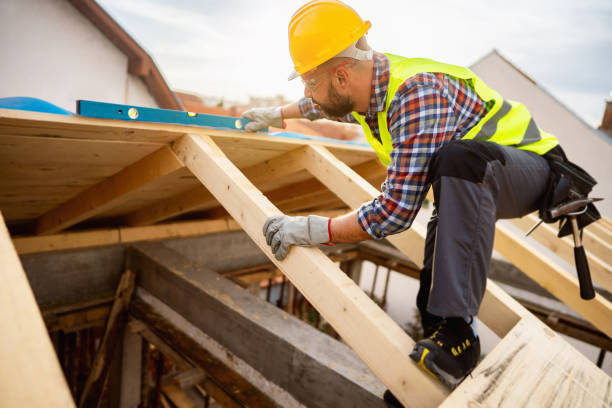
538, 145, 601, 237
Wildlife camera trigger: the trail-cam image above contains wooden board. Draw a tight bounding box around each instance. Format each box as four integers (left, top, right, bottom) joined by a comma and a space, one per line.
510, 214, 612, 293
0, 211, 75, 407
299, 145, 529, 336
0, 109, 377, 230
0, 135, 163, 222
172, 134, 447, 408
442, 317, 611, 408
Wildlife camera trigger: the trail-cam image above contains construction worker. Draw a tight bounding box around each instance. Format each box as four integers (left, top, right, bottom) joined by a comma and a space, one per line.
242, 0, 561, 401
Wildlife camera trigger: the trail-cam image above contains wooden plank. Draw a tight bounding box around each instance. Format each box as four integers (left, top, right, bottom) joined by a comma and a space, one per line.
442, 317, 611, 408
0, 211, 75, 407
14, 228, 121, 254
123, 148, 377, 227
599, 216, 612, 232
0, 135, 164, 222
79, 269, 136, 408
511, 214, 612, 292
300, 145, 528, 337
162, 384, 196, 408
494, 222, 612, 338
13, 210, 342, 255
130, 242, 386, 408
123, 146, 312, 226
587, 221, 612, 243
119, 329, 142, 408
172, 134, 447, 407
130, 295, 278, 408
35, 146, 184, 235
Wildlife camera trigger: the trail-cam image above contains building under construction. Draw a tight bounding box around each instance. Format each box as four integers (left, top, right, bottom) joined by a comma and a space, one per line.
1, 1, 611, 407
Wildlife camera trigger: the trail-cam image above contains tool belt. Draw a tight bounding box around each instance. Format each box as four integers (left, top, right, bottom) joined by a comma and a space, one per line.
537, 145, 602, 300
538, 145, 601, 237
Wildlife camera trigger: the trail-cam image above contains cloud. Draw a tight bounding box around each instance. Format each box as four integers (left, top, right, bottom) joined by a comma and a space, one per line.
98, 0, 612, 126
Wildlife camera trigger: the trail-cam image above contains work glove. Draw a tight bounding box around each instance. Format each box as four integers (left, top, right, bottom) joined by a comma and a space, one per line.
242, 106, 283, 132
263, 215, 331, 260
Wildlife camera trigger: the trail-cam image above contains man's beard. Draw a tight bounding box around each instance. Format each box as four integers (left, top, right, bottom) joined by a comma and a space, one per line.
317, 82, 355, 118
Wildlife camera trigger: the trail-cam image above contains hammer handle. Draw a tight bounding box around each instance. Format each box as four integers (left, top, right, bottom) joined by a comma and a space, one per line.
574, 246, 595, 300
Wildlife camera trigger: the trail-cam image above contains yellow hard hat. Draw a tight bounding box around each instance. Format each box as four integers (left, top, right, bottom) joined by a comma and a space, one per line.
288, 0, 371, 78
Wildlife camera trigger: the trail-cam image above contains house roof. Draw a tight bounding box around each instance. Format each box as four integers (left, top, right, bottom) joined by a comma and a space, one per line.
68, 0, 183, 110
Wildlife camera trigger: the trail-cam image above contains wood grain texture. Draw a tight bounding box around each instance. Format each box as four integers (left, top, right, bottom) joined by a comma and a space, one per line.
301, 145, 528, 337
79, 269, 136, 408
495, 222, 612, 338
35, 146, 184, 235
172, 134, 447, 408
0, 211, 75, 407
511, 214, 612, 292
442, 318, 611, 408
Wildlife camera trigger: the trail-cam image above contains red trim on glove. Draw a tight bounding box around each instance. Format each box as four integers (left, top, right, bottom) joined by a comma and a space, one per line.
321, 218, 334, 246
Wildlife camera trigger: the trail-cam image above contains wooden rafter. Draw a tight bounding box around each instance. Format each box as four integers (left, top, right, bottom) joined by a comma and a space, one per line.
13, 210, 344, 255
511, 214, 612, 292
124, 146, 382, 227
34, 146, 184, 235
299, 144, 528, 337
300, 145, 612, 339
123, 145, 312, 226
0, 212, 75, 407
172, 134, 447, 407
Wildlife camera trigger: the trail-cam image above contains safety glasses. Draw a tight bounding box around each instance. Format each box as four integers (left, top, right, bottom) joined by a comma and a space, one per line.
301, 61, 351, 91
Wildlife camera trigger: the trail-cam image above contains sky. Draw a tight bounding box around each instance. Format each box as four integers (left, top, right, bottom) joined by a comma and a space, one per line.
98, 0, 612, 128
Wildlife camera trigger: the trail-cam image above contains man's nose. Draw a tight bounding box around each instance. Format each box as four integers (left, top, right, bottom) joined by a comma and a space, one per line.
304, 86, 312, 98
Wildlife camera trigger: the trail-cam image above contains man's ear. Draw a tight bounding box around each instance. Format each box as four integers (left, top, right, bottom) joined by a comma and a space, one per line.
334, 67, 350, 88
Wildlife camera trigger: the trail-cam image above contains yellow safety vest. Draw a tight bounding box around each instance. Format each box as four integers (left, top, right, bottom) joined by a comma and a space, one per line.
352, 53, 559, 166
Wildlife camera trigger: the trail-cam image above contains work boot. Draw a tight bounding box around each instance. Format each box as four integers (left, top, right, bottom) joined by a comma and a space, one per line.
409, 317, 480, 389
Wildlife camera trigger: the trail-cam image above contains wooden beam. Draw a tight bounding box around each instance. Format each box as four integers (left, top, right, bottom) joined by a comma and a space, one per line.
441, 317, 612, 407
129, 242, 386, 408
119, 329, 142, 408
598, 215, 612, 232
302, 145, 612, 338
299, 145, 528, 337
511, 214, 612, 292
494, 222, 612, 338
14, 210, 344, 255
172, 134, 446, 407
162, 384, 196, 408
124, 149, 380, 227
123, 146, 312, 226
130, 295, 277, 408
587, 221, 612, 242
79, 269, 136, 408
35, 146, 184, 235
45, 304, 111, 333
0, 211, 75, 407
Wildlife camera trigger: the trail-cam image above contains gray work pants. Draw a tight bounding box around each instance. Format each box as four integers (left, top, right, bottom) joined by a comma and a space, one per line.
416, 140, 550, 330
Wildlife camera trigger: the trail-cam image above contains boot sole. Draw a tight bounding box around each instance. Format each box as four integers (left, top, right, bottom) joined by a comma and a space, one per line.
410, 343, 467, 389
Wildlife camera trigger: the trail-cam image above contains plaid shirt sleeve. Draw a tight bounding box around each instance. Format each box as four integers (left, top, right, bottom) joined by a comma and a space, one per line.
357, 73, 486, 239
298, 97, 357, 123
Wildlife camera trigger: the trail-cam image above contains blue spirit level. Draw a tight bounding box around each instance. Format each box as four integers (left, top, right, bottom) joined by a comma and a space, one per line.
77, 100, 253, 131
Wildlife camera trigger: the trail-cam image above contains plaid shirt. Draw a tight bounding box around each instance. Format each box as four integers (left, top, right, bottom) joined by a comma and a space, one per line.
299, 52, 488, 238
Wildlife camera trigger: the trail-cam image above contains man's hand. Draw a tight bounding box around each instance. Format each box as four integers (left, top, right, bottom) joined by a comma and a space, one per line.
242, 107, 283, 132
263, 215, 330, 260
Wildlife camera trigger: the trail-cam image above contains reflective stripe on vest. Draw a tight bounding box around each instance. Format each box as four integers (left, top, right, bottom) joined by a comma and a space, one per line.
352, 53, 559, 166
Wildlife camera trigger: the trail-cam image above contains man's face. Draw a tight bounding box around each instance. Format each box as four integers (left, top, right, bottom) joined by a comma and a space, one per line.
316, 81, 355, 118
303, 72, 355, 118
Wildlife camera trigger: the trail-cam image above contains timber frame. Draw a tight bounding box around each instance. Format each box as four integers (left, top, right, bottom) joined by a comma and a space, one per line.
1, 108, 611, 407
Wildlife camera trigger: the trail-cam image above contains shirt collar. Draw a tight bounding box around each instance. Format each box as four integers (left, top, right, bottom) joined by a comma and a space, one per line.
366, 51, 389, 115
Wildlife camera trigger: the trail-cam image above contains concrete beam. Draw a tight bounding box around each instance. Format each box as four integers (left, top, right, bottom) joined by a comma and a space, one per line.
127, 242, 386, 408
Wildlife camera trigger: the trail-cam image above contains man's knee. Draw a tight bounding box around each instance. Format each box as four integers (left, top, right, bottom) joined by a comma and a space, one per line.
428, 140, 506, 185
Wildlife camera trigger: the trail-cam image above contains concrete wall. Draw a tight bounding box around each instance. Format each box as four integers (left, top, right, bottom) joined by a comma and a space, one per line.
471, 52, 612, 216
0, 0, 158, 113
